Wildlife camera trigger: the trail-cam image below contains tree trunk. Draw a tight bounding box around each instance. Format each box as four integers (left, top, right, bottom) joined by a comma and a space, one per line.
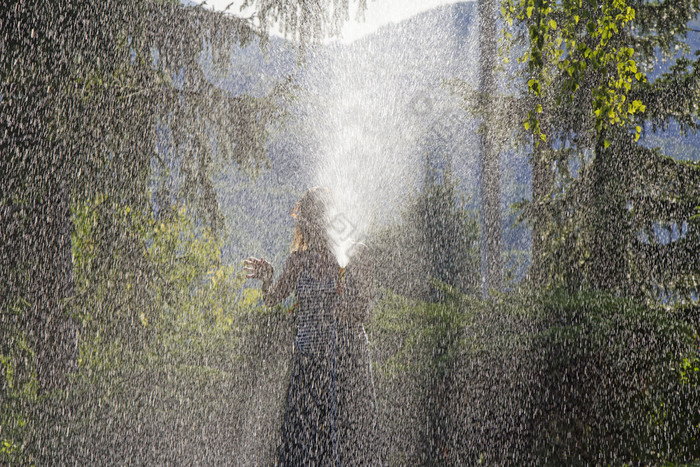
589, 132, 627, 291
478, 0, 503, 293
531, 139, 553, 285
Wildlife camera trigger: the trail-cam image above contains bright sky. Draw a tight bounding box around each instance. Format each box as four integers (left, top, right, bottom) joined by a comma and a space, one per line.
192, 0, 469, 43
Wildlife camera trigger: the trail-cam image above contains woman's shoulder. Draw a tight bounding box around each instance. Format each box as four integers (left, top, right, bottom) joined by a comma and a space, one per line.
287, 248, 330, 275
348, 242, 372, 266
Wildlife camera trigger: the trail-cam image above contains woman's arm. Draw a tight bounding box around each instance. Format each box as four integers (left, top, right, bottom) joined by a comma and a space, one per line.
245, 253, 302, 307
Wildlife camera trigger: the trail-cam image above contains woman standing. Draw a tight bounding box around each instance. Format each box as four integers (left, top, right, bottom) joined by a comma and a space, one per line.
244, 187, 380, 465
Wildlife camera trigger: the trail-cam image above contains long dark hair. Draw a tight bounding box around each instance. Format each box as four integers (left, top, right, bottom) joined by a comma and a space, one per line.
290, 186, 333, 254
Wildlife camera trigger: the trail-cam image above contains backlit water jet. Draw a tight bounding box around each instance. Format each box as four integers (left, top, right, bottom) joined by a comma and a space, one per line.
296, 9, 480, 267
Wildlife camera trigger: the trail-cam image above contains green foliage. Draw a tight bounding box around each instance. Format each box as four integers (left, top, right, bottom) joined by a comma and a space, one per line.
530, 292, 697, 462
373, 155, 480, 300
367, 292, 475, 464
635, 52, 700, 135
502, 0, 700, 296
631, 0, 700, 63
0, 301, 38, 466
71, 194, 262, 342
64, 205, 295, 462
368, 288, 700, 464
503, 0, 645, 144
243, 0, 368, 52
31, 197, 281, 463
2, 189, 276, 463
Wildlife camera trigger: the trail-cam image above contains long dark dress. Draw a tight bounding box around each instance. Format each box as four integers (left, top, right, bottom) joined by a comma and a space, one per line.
272, 247, 380, 466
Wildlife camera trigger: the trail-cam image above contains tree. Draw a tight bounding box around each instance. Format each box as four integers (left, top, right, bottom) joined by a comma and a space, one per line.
502, 0, 700, 297
373, 152, 480, 301
478, 0, 504, 293
245, 0, 368, 51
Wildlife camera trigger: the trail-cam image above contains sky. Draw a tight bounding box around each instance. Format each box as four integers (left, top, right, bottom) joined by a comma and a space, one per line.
190, 0, 469, 42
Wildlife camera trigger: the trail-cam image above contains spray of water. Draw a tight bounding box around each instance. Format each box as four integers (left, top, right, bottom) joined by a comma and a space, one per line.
285, 4, 482, 267
303, 46, 426, 266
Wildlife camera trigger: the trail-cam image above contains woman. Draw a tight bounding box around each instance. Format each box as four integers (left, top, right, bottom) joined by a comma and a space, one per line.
244, 187, 380, 466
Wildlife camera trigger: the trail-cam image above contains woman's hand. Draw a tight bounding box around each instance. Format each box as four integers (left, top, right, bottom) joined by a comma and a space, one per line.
244, 257, 274, 283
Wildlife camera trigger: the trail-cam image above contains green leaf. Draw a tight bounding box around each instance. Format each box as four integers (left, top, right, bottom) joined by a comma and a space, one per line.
528, 79, 541, 95
587, 21, 596, 34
